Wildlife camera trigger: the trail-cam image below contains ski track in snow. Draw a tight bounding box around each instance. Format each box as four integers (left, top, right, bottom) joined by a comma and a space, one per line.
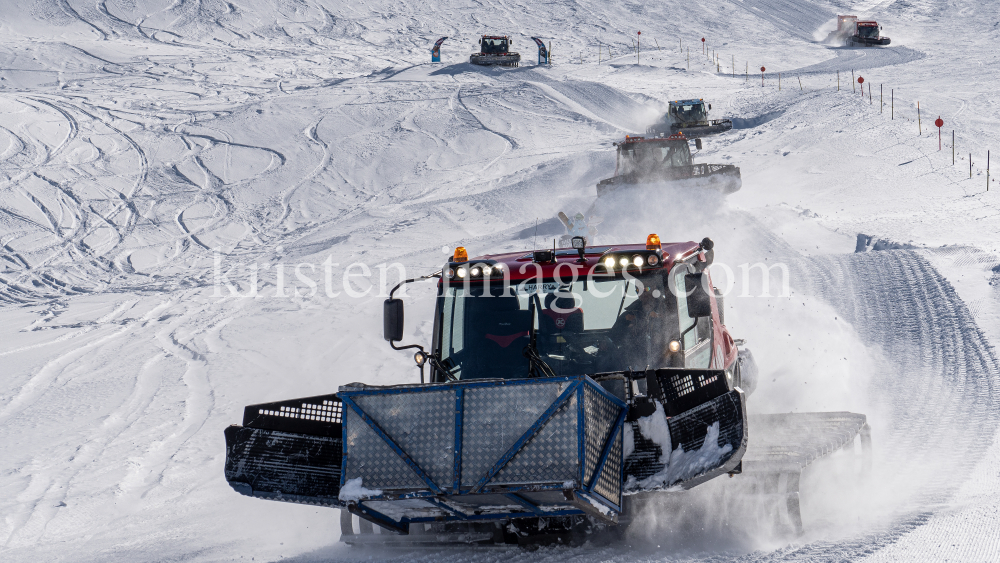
2, 0, 1000, 560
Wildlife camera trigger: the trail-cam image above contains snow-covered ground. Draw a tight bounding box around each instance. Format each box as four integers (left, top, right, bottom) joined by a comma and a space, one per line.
2, 0, 1000, 560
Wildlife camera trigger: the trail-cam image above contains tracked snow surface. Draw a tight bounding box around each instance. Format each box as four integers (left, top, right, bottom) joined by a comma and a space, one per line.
1, 0, 1000, 561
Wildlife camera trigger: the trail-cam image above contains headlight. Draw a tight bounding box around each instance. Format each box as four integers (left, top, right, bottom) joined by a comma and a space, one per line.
632, 255, 644, 267
457, 267, 467, 278
445, 268, 455, 278
414, 351, 428, 366
482, 265, 493, 275
470, 267, 481, 277
604, 257, 616, 269
619, 256, 630, 267
668, 340, 681, 353
647, 254, 660, 266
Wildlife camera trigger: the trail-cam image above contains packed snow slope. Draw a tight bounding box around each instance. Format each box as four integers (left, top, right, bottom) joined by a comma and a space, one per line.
1, 0, 1000, 561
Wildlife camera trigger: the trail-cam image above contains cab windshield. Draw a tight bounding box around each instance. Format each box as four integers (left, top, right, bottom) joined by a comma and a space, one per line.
619, 141, 692, 176
482, 38, 509, 54
673, 103, 706, 122
858, 26, 879, 38
435, 271, 710, 380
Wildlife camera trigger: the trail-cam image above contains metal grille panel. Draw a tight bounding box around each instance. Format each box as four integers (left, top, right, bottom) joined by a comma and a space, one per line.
353, 391, 454, 488
672, 373, 695, 397
583, 386, 620, 485
493, 394, 578, 485
461, 381, 572, 487
344, 407, 425, 490
244, 394, 342, 438
594, 429, 622, 503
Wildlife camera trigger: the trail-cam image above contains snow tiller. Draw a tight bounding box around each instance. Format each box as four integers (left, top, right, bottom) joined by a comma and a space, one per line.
470, 35, 521, 67
224, 236, 870, 545
597, 133, 742, 197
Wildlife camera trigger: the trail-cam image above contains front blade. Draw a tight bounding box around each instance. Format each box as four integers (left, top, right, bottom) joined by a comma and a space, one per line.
624, 388, 747, 492
224, 393, 345, 505
224, 425, 344, 505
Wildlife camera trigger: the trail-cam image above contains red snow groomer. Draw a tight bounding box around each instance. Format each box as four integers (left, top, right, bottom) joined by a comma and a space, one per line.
223, 236, 871, 545
597, 133, 742, 197
829, 15, 891, 46
470, 35, 521, 67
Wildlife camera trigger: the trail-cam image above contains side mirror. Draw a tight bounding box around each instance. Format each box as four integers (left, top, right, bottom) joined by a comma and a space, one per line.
708, 103, 712, 110
695, 138, 703, 150
478, 39, 482, 44
383, 299, 404, 341
685, 273, 713, 318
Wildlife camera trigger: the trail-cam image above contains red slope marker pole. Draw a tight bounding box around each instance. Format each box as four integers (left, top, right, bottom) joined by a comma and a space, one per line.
761, 66, 765, 87
935, 117, 943, 150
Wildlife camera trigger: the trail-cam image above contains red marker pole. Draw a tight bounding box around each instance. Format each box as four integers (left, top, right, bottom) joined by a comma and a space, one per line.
858, 76, 864, 98
935, 117, 944, 151
701, 37, 705, 54
637, 31, 641, 64
761, 66, 765, 87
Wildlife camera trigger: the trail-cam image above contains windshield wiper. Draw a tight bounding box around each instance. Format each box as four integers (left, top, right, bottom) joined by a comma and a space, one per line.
616, 280, 631, 317
524, 293, 556, 378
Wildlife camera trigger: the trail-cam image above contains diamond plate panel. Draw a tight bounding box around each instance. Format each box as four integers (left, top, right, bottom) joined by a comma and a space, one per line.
343, 407, 425, 490
492, 394, 578, 485
583, 385, 621, 485
353, 390, 454, 488
461, 381, 573, 487
593, 429, 622, 504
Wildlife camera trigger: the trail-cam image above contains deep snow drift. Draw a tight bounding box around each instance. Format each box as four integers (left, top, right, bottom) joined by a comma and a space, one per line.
2, 0, 1000, 561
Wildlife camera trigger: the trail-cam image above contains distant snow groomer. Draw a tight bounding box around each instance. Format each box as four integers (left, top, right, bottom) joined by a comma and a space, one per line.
470, 35, 521, 67
827, 15, 891, 46
597, 132, 741, 196
647, 99, 732, 138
